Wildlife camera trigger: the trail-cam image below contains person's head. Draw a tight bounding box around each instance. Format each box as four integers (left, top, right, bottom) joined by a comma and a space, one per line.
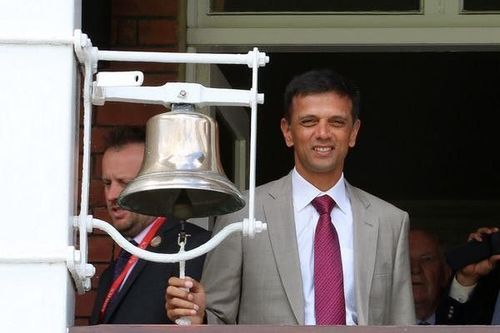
102, 126, 153, 238
409, 229, 451, 321
280, 69, 361, 190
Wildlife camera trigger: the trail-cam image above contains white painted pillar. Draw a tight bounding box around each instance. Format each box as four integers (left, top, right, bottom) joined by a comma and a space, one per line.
0, 1, 81, 332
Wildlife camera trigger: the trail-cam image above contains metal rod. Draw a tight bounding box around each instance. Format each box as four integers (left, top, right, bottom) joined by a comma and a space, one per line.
92, 218, 244, 263
247, 48, 259, 236
98, 50, 254, 65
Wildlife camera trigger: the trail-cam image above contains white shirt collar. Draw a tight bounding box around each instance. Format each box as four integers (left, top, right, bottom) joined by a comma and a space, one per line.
132, 219, 156, 244
291, 168, 349, 214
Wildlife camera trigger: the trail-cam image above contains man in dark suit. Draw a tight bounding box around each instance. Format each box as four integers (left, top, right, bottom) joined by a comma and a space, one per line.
440, 227, 500, 325
166, 69, 415, 325
90, 126, 210, 324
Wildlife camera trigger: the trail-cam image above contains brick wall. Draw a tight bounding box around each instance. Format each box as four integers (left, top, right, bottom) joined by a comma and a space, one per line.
74, 0, 182, 325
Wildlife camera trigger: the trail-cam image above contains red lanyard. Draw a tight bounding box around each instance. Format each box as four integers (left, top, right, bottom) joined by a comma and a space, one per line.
99, 217, 166, 321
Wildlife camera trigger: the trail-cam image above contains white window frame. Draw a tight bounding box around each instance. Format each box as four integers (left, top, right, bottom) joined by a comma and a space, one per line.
187, 0, 500, 52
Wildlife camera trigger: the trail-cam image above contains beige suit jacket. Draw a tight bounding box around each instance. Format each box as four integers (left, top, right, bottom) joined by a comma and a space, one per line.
202, 173, 415, 325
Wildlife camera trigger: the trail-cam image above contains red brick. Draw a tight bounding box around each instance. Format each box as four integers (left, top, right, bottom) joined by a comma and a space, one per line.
90, 263, 111, 290
90, 179, 105, 207
112, 0, 177, 17
88, 234, 115, 262
90, 153, 101, 179
138, 19, 177, 46
76, 153, 83, 182
93, 154, 103, 179
76, 179, 82, 202
143, 72, 178, 86
74, 317, 89, 326
105, 61, 178, 73
116, 18, 137, 46
93, 206, 111, 224
77, 126, 96, 162
78, 102, 85, 127
91, 127, 111, 153
91, 227, 110, 237
96, 103, 166, 125
75, 290, 97, 317
90, 226, 110, 237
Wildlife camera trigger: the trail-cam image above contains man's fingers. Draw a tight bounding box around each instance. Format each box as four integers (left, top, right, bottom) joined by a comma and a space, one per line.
184, 276, 203, 292
468, 227, 498, 242
489, 254, 500, 265
167, 295, 199, 311
166, 285, 194, 301
168, 277, 194, 289
166, 301, 198, 319
168, 307, 198, 318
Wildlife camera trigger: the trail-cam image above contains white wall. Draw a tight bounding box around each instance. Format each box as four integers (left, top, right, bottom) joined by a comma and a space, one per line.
0, 1, 81, 332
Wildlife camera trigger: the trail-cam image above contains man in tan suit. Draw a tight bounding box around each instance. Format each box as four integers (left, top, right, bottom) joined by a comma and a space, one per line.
166, 69, 415, 325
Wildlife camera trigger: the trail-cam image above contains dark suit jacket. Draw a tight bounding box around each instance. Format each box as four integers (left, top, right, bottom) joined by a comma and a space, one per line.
90, 218, 210, 324
437, 267, 500, 325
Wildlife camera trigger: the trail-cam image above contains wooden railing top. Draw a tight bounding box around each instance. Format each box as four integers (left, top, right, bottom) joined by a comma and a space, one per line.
70, 325, 498, 333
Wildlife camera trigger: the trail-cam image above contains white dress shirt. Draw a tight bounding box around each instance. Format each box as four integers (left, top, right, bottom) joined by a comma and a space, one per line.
449, 276, 477, 303
292, 168, 357, 325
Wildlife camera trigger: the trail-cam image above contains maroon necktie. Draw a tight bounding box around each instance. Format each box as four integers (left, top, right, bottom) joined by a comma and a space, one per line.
312, 195, 346, 325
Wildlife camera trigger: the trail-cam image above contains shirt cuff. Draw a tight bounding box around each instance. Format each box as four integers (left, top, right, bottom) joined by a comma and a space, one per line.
449, 275, 477, 303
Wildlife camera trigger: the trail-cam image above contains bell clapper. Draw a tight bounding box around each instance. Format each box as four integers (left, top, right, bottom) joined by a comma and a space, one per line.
177, 226, 189, 282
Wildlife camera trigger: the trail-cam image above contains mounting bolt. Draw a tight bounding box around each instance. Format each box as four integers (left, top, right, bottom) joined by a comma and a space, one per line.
178, 90, 187, 98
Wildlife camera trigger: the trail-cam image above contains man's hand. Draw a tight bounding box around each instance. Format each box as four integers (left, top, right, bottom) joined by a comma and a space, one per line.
165, 276, 206, 324
457, 227, 500, 286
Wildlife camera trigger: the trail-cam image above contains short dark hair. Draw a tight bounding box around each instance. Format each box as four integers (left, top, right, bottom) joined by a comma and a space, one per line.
104, 126, 146, 151
283, 69, 360, 122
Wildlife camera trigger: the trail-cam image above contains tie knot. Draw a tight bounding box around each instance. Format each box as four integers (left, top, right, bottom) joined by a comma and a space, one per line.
312, 195, 335, 215
119, 240, 138, 256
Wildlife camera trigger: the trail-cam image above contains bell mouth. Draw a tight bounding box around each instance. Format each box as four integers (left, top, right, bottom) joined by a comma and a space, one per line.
117, 171, 245, 218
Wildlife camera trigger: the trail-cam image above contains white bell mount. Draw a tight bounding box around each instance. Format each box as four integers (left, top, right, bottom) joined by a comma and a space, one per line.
70, 30, 269, 293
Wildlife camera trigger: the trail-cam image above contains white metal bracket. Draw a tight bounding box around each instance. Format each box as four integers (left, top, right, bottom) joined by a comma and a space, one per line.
71, 29, 269, 293
92, 82, 264, 108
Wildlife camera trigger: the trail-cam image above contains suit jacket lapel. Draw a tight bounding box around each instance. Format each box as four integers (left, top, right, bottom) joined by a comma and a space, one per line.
265, 173, 305, 324
90, 268, 113, 324
348, 183, 379, 325
104, 219, 178, 323
103, 254, 149, 323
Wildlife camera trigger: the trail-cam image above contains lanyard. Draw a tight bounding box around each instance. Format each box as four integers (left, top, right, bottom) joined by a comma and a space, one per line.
99, 217, 166, 321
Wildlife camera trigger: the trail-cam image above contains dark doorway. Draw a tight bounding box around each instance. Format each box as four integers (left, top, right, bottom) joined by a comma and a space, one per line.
82, 0, 111, 49
219, 52, 500, 246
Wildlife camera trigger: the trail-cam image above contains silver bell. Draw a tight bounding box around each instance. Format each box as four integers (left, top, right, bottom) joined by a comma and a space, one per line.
118, 104, 245, 219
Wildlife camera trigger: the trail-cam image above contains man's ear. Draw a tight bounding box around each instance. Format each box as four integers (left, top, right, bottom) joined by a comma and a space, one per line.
280, 118, 294, 147
349, 119, 361, 148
